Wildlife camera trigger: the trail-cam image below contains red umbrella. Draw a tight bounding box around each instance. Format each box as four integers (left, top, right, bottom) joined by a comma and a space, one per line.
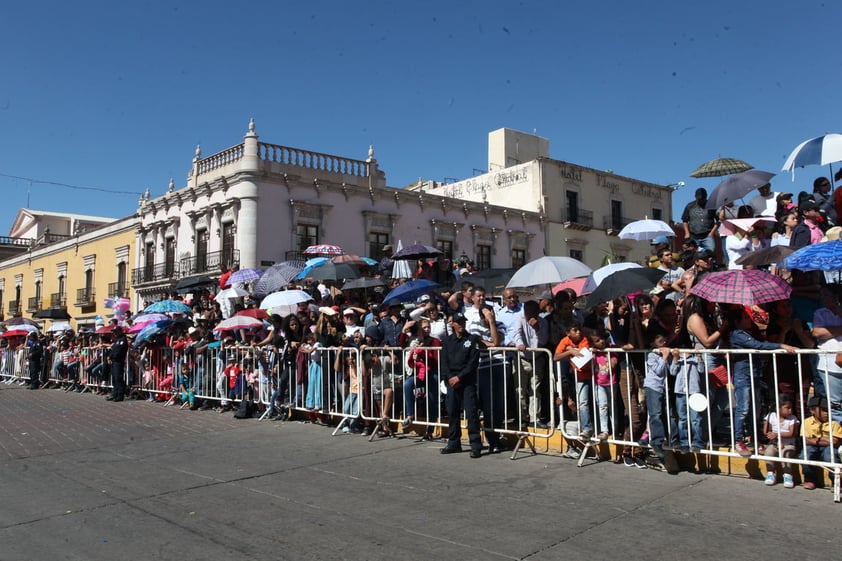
235, 308, 269, 320
2, 329, 34, 338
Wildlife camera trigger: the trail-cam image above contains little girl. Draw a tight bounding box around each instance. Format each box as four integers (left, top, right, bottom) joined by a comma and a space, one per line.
335, 348, 361, 433
762, 394, 799, 488
591, 328, 620, 440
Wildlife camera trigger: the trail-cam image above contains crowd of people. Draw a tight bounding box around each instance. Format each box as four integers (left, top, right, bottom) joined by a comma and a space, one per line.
4, 178, 842, 491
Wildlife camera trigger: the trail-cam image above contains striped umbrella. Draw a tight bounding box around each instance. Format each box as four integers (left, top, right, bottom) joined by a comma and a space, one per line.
302, 244, 345, 256
689, 269, 791, 306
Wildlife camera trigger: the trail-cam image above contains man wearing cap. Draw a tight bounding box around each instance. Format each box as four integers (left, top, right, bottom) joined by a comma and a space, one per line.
749, 183, 779, 218
440, 312, 483, 458
377, 244, 394, 279
681, 188, 718, 254
106, 325, 129, 401
791, 199, 824, 249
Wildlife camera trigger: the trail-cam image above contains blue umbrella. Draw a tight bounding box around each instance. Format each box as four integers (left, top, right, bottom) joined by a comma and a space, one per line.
382, 279, 440, 305
783, 240, 842, 271
143, 300, 193, 314
133, 319, 174, 347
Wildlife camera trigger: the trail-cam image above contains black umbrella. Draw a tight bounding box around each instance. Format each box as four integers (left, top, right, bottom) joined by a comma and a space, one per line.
175, 275, 214, 293
306, 262, 361, 281
33, 307, 72, 320
586, 268, 666, 307
391, 243, 442, 260
343, 277, 387, 290
453, 268, 518, 294
734, 245, 795, 268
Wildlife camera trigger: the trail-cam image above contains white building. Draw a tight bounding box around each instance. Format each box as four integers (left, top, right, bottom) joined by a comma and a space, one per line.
132, 120, 544, 305
417, 128, 675, 267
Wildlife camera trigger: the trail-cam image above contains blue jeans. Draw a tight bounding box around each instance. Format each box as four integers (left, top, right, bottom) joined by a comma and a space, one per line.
575, 379, 593, 434
817, 369, 842, 425
694, 236, 716, 254
733, 373, 761, 443
403, 373, 439, 423
596, 384, 620, 436
645, 387, 676, 447
342, 392, 360, 430
803, 445, 839, 485
675, 393, 704, 449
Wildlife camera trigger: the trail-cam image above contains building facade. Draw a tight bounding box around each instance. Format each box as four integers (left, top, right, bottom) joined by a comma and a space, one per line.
417, 128, 675, 268
132, 120, 544, 306
0, 214, 136, 329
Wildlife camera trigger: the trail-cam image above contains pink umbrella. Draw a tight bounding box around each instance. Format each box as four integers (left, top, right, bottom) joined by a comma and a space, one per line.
690, 269, 791, 306
213, 315, 265, 332
552, 277, 588, 296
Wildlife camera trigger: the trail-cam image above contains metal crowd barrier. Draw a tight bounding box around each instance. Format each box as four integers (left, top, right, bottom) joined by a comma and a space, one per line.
9, 338, 840, 501
558, 346, 840, 501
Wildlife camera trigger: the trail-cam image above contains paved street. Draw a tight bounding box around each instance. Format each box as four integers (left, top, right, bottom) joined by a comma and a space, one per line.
1, 383, 839, 561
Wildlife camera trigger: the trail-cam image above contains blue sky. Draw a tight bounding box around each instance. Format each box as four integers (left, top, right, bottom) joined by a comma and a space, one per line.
1, 1, 840, 235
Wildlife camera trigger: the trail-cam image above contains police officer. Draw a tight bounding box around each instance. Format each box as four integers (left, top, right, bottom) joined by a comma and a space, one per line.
440, 312, 483, 458
25, 332, 44, 389
106, 325, 129, 402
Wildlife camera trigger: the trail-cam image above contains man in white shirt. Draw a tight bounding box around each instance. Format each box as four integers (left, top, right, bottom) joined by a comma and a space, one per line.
749, 183, 778, 217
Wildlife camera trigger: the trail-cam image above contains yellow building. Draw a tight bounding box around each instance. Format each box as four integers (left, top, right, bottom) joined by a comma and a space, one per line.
0, 212, 138, 330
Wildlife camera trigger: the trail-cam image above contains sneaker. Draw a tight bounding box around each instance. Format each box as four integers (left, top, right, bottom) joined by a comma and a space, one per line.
597, 432, 609, 441
803, 481, 816, 490
342, 426, 350, 434
634, 455, 648, 469
783, 474, 794, 488
690, 446, 702, 454
765, 473, 776, 486
401, 416, 413, 429
638, 432, 649, 446
734, 441, 753, 457
579, 429, 594, 439
651, 444, 665, 459
622, 455, 636, 467
562, 445, 582, 459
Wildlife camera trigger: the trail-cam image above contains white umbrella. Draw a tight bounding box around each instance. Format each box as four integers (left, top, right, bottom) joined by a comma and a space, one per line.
391, 240, 414, 279
46, 321, 72, 333
260, 289, 313, 311
618, 219, 674, 241
782, 133, 842, 179
214, 286, 250, 302
506, 256, 593, 289
581, 262, 642, 294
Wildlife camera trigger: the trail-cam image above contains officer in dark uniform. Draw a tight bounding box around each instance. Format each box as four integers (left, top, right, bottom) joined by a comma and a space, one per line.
106, 325, 129, 402
26, 332, 44, 389
440, 312, 483, 458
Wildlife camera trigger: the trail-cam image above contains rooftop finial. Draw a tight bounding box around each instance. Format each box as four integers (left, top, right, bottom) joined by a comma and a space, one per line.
144, 188, 151, 200
194, 145, 202, 160
367, 144, 376, 163
167, 178, 175, 193
248, 117, 255, 134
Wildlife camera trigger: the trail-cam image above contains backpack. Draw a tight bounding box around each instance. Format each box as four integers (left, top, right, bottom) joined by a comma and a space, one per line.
233, 399, 256, 419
